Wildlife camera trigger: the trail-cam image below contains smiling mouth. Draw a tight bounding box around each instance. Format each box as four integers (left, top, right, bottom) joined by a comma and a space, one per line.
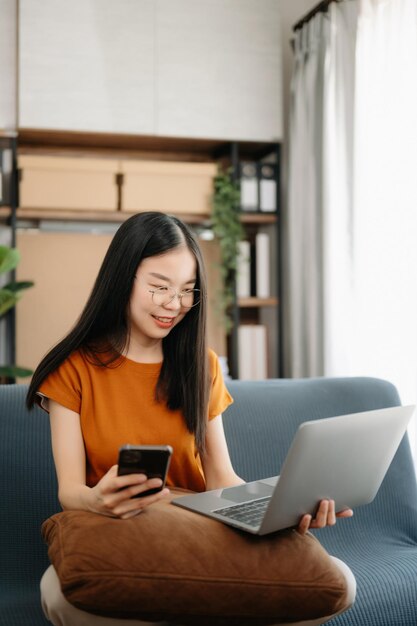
151, 315, 176, 328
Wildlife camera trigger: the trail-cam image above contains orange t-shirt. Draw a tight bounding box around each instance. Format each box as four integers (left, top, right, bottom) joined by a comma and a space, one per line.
38, 348, 233, 492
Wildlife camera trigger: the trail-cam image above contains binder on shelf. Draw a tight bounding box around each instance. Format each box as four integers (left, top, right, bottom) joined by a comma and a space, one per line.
238, 324, 268, 380
0, 143, 12, 206
252, 325, 268, 379
239, 162, 258, 212
250, 238, 257, 296
259, 163, 277, 213
238, 325, 253, 380
237, 240, 251, 298
255, 232, 270, 298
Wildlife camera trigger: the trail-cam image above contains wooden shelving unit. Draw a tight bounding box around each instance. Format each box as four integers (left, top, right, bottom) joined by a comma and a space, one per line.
240, 213, 277, 224
1, 129, 281, 379
0, 207, 211, 225
18, 128, 278, 162
238, 297, 278, 308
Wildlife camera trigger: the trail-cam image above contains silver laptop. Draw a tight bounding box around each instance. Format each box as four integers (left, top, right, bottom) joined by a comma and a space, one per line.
173, 405, 414, 535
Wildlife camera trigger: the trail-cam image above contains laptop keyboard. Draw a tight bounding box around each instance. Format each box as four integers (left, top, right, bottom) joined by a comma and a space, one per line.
213, 496, 271, 528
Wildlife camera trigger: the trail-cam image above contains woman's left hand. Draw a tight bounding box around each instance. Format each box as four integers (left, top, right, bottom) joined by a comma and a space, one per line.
297, 499, 353, 535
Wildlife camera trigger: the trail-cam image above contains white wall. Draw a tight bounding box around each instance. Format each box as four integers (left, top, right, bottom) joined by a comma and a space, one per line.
5, 0, 312, 140
0, 0, 17, 130
18, 0, 283, 141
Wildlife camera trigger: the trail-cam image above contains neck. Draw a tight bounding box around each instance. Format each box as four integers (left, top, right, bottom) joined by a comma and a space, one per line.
125, 337, 163, 363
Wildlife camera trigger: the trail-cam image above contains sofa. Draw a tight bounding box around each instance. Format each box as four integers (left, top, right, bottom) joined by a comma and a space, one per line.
1, 377, 416, 626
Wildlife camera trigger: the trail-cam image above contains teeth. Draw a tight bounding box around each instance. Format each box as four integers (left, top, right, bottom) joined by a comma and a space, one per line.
155, 316, 173, 322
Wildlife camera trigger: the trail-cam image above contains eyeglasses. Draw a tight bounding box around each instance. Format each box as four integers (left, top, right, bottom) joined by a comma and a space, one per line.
148, 286, 200, 309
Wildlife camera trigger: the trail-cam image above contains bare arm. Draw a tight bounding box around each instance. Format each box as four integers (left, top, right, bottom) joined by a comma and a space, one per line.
200, 414, 244, 490
48, 399, 91, 509
48, 399, 169, 518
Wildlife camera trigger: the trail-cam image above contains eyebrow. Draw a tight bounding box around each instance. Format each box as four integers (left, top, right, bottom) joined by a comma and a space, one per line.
148, 272, 196, 285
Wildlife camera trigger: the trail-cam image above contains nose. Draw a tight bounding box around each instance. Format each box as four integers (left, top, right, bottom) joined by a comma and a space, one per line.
163, 293, 182, 311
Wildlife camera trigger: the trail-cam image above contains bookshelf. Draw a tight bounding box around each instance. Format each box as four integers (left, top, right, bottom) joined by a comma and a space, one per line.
229, 142, 281, 380
0, 134, 18, 373
0, 130, 281, 380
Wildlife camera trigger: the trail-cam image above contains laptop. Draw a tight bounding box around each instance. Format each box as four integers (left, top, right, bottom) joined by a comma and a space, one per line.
173, 405, 414, 535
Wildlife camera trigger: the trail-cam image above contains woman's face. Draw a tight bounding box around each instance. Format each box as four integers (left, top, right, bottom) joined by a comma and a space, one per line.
128, 246, 198, 346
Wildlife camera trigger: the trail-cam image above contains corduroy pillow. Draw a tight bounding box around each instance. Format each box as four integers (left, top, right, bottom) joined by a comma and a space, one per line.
41, 491, 348, 626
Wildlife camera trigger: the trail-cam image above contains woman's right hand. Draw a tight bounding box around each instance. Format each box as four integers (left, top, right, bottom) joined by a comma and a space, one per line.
88, 464, 170, 519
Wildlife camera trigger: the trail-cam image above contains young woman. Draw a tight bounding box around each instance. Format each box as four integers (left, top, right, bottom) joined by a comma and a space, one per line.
27, 212, 355, 626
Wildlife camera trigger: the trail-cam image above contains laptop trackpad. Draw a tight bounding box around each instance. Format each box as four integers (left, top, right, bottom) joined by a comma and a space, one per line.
220, 481, 274, 503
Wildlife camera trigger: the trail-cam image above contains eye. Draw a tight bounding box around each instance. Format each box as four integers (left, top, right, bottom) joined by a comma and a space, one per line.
151, 285, 169, 291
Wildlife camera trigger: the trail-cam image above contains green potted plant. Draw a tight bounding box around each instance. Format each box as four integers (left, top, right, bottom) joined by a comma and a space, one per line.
211, 167, 243, 332
0, 245, 34, 382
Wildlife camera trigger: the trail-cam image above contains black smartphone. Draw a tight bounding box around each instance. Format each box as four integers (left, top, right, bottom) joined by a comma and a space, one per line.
117, 444, 173, 498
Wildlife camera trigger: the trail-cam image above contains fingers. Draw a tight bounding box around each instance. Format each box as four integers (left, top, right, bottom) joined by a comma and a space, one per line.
102, 483, 170, 518
336, 508, 354, 518
102, 472, 149, 497
297, 500, 353, 534
102, 467, 162, 500
327, 499, 337, 526
92, 468, 171, 518
307, 499, 333, 528
297, 514, 312, 535
117, 488, 170, 519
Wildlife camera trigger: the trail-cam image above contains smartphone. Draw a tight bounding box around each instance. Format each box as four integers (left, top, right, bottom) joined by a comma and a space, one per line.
117, 444, 173, 498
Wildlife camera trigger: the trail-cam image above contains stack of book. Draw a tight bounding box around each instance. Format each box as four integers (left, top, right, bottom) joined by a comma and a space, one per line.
237, 233, 271, 299
238, 325, 268, 380
239, 161, 278, 213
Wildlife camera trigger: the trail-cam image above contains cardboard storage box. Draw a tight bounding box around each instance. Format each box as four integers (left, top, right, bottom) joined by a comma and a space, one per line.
120, 160, 217, 215
18, 155, 119, 211
16, 230, 114, 371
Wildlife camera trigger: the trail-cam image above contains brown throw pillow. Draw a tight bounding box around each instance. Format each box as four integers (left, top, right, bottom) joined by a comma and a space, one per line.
41, 490, 348, 625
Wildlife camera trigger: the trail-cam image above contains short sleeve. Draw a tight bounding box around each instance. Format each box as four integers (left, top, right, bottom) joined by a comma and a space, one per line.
37, 352, 83, 414
208, 349, 233, 420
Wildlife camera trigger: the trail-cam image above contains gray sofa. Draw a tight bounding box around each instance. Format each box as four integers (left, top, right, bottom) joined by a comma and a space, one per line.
1, 377, 417, 625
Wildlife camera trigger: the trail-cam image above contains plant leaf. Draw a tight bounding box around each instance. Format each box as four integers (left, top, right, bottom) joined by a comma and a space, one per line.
0, 288, 20, 317
0, 246, 20, 275
3, 280, 35, 293
210, 166, 243, 330
0, 365, 33, 378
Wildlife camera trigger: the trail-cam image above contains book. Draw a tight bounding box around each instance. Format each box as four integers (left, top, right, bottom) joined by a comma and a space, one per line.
259, 163, 277, 213
252, 325, 268, 379
237, 325, 254, 380
239, 162, 258, 212
238, 324, 268, 380
255, 232, 270, 298
236, 240, 251, 298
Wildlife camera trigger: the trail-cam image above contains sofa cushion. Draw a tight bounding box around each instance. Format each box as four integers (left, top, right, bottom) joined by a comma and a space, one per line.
41, 490, 348, 625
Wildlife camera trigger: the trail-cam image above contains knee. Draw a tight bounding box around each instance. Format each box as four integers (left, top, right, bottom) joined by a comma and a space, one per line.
40, 565, 69, 625
331, 556, 357, 611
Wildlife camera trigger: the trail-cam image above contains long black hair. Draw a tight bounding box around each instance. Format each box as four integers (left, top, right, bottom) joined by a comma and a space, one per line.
26, 212, 209, 451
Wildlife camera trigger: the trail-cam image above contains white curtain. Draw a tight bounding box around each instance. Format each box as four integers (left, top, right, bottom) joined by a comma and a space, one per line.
351, 0, 417, 454
322, 1, 358, 376
285, 12, 330, 378
286, 0, 417, 458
